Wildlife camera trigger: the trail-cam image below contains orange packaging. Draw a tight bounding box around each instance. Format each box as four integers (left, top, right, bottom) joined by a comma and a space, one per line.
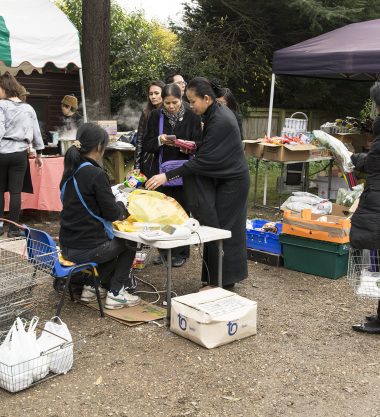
282, 209, 351, 244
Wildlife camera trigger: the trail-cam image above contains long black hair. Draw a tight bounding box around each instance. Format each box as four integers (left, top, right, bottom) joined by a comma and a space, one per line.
143, 79, 165, 124
187, 76, 223, 100
62, 123, 109, 182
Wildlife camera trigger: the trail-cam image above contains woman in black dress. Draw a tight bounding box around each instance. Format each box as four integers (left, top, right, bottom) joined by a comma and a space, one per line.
143, 83, 202, 267
146, 77, 250, 288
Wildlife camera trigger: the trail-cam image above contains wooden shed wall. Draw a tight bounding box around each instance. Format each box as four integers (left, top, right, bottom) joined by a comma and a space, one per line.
16, 70, 81, 139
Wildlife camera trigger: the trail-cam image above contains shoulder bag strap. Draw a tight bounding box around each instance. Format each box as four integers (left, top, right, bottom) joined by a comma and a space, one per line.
60, 162, 114, 240
159, 111, 164, 165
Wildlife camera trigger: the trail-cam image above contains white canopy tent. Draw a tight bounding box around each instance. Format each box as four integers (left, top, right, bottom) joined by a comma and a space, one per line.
0, 0, 87, 121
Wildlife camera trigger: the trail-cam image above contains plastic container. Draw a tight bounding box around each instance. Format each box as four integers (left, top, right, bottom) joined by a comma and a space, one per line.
246, 219, 283, 254
282, 209, 351, 244
279, 234, 349, 279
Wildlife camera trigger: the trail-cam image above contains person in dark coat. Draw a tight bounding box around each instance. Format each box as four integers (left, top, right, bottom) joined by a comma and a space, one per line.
143, 83, 202, 267
350, 84, 380, 334
134, 80, 165, 178
146, 77, 250, 288
215, 85, 244, 141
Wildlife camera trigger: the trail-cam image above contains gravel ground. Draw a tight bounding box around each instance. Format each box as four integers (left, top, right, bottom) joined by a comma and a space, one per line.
1, 213, 380, 417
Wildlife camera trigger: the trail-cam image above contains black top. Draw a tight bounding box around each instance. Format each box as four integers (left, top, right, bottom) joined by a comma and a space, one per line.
143, 107, 202, 166
61, 112, 83, 131
166, 102, 248, 181
59, 157, 127, 249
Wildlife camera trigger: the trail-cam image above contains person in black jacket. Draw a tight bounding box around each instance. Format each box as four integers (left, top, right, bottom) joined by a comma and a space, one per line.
59, 123, 141, 309
146, 77, 250, 288
350, 84, 380, 334
216, 86, 244, 141
143, 83, 202, 267
134, 80, 165, 177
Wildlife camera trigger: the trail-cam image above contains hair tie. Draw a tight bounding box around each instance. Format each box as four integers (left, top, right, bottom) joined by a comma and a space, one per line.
72, 140, 81, 150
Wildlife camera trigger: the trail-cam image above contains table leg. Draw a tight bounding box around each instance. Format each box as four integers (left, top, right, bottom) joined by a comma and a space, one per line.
166, 248, 172, 323
253, 158, 259, 208
113, 150, 125, 184
327, 160, 333, 199
263, 161, 268, 205
217, 240, 223, 287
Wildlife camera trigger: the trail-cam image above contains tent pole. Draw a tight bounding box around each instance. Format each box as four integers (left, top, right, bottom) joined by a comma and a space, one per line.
79, 68, 88, 122
267, 73, 276, 137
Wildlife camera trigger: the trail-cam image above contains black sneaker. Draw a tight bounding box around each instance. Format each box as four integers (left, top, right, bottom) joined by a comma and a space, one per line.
352, 319, 380, 334
7, 228, 24, 238
172, 257, 186, 268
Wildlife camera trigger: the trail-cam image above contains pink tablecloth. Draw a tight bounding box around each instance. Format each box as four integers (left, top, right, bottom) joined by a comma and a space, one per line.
4, 157, 64, 212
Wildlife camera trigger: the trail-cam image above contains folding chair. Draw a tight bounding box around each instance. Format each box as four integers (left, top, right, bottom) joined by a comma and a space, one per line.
25, 227, 104, 317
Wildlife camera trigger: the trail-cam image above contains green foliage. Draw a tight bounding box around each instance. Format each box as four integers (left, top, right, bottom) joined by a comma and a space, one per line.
175, 0, 380, 115
55, 0, 178, 114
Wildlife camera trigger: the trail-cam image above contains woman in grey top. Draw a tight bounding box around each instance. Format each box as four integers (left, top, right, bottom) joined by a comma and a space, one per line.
0, 72, 44, 237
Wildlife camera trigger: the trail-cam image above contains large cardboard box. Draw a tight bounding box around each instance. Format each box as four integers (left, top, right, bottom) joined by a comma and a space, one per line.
243, 139, 264, 158
170, 288, 257, 349
261, 143, 330, 162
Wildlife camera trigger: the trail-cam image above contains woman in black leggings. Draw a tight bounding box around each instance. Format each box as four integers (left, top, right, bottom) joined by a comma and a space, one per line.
0, 72, 44, 237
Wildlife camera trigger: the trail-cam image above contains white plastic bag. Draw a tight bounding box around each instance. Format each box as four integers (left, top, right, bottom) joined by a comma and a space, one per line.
0, 318, 40, 392
36, 317, 73, 375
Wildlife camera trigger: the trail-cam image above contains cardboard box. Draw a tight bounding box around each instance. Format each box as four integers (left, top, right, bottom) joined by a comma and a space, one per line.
96, 120, 118, 140
312, 175, 349, 200
243, 139, 264, 158
170, 288, 257, 349
262, 143, 330, 162
243, 140, 330, 162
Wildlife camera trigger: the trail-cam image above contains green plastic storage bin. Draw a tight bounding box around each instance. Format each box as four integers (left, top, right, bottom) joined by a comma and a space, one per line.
279, 234, 349, 279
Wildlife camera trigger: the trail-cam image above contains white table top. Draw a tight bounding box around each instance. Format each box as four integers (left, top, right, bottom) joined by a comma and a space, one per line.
113, 225, 231, 249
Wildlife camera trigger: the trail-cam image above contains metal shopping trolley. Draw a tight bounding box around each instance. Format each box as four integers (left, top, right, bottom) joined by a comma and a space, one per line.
347, 248, 380, 299
0, 219, 58, 333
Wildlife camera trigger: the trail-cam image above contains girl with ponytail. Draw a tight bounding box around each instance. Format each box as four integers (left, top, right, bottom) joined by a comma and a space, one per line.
59, 123, 141, 310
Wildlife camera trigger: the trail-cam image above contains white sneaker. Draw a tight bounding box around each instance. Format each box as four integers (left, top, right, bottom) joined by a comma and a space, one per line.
80, 285, 107, 302
104, 289, 141, 309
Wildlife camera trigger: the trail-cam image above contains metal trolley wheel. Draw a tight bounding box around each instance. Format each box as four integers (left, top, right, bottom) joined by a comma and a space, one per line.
347, 248, 380, 299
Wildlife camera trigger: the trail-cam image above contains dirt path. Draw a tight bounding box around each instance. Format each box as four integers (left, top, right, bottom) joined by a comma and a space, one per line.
1, 215, 380, 417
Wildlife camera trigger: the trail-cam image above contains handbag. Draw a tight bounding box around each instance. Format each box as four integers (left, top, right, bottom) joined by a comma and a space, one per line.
157, 111, 187, 187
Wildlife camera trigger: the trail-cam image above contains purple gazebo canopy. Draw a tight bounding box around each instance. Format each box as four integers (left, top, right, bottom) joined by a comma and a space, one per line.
273, 19, 380, 79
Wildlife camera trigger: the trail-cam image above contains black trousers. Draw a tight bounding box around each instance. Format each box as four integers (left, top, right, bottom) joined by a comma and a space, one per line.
0, 151, 27, 225
62, 238, 137, 292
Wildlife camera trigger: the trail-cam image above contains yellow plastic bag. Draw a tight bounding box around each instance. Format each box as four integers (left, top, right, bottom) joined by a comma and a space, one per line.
127, 189, 189, 225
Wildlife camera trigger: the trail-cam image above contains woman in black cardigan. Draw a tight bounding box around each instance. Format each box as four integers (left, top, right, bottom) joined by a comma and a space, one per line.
143, 83, 202, 267
146, 77, 250, 288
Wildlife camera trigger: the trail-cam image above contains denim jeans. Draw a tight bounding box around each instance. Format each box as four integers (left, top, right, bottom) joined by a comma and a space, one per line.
62, 238, 137, 292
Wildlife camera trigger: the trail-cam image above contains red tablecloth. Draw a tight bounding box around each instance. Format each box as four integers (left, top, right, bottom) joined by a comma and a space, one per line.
4, 157, 64, 212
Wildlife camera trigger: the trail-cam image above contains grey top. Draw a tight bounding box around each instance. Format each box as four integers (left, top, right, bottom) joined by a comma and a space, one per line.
0, 99, 44, 154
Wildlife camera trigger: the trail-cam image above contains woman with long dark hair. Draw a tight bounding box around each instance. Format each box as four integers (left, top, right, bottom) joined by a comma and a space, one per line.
146, 77, 250, 288
216, 86, 244, 141
0, 72, 44, 237
59, 123, 141, 309
143, 83, 202, 267
134, 80, 165, 178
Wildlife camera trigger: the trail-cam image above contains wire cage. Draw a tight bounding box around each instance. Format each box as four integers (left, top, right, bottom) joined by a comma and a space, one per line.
0, 231, 58, 333
347, 248, 380, 299
0, 318, 84, 393
132, 244, 155, 270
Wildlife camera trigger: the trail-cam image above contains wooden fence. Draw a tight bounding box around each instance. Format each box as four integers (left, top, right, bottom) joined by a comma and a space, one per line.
242, 107, 336, 139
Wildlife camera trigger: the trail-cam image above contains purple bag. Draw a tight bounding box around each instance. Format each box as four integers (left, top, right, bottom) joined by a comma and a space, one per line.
158, 111, 187, 187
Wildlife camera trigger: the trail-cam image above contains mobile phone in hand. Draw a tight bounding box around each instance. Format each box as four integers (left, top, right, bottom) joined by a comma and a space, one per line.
166, 135, 176, 141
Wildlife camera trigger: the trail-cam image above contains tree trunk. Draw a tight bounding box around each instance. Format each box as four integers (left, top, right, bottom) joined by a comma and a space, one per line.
81, 0, 111, 120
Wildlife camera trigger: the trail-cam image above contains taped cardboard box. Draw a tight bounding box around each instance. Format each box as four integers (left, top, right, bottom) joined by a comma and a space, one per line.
170, 288, 257, 349
261, 143, 330, 162
243, 139, 264, 158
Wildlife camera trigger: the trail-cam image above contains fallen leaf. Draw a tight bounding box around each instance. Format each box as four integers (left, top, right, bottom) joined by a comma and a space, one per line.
221, 396, 241, 402
95, 376, 103, 385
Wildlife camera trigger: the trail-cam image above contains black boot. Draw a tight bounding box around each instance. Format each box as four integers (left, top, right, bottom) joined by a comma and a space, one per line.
352, 319, 380, 334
